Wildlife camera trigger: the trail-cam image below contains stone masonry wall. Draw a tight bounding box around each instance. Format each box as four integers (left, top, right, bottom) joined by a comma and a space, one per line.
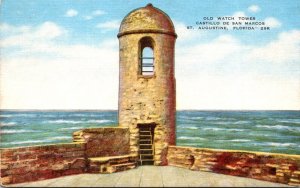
118, 33, 176, 165
73, 127, 130, 158
0, 127, 131, 185
167, 146, 300, 186
0, 143, 86, 185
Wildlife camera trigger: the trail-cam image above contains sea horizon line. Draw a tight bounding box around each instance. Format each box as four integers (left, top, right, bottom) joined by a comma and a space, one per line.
0, 109, 299, 112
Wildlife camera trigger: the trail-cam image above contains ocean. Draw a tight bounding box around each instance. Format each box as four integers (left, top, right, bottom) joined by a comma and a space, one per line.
0, 110, 299, 155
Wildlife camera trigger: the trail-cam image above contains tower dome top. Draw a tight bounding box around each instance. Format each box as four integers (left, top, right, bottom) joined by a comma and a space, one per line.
118, 4, 177, 38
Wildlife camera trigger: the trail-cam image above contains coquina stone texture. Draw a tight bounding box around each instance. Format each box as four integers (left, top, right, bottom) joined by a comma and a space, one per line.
118, 4, 177, 165
1, 127, 133, 185
73, 127, 130, 157
0, 143, 86, 185
167, 146, 300, 186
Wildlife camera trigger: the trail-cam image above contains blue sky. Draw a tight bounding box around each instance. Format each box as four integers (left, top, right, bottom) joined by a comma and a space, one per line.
2, 0, 299, 44
1, 0, 299, 109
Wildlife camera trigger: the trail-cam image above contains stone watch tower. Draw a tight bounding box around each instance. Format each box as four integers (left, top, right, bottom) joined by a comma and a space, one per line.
118, 4, 177, 166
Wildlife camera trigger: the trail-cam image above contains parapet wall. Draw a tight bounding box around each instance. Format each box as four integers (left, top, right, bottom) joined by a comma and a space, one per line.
73, 127, 130, 157
167, 146, 300, 186
0, 143, 86, 185
1, 127, 131, 185
2, 129, 299, 186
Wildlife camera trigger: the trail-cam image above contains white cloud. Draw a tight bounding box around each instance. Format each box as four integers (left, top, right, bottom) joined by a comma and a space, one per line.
248, 5, 261, 13
0, 53, 118, 110
264, 17, 282, 28
84, 10, 106, 20
173, 21, 206, 45
232, 11, 247, 18
0, 23, 30, 33
96, 20, 120, 30
228, 11, 281, 30
230, 7, 281, 29
176, 30, 300, 110
0, 23, 118, 110
226, 11, 247, 30
176, 30, 300, 73
1, 22, 65, 48
92, 10, 106, 16
35, 22, 64, 39
248, 30, 300, 64
1, 22, 299, 110
84, 16, 93, 20
65, 9, 78, 17
177, 74, 300, 110
176, 34, 242, 69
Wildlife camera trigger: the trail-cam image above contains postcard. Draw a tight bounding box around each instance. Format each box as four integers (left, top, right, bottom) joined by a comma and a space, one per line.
0, 0, 299, 187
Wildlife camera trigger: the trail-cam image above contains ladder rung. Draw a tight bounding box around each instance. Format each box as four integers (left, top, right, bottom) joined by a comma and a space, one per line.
138, 126, 154, 165
140, 58, 154, 60
140, 141, 152, 144
141, 159, 154, 161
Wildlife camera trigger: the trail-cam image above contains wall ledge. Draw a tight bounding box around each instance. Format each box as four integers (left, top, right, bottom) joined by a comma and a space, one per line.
168, 146, 300, 159
167, 146, 300, 186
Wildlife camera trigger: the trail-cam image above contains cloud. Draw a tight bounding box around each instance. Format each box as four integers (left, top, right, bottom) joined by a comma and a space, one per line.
84, 10, 106, 20
1, 22, 65, 49
227, 11, 281, 30
1, 22, 299, 110
177, 74, 300, 110
248, 5, 261, 13
176, 34, 244, 80
224, 11, 247, 30
92, 10, 106, 16
236, 6, 280, 29
65, 9, 78, 17
232, 11, 247, 18
0, 50, 119, 109
264, 17, 282, 28
177, 34, 241, 67
35, 22, 64, 39
176, 29, 300, 74
96, 20, 120, 30
0, 23, 30, 33
0, 22, 118, 110
84, 16, 93, 20
175, 30, 300, 109
173, 21, 206, 45
248, 30, 300, 64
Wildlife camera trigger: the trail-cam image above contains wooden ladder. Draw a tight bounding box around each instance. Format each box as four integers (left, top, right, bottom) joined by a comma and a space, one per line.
139, 126, 154, 165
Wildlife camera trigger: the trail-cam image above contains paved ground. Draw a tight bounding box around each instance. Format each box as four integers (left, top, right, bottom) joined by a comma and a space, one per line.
7, 166, 290, 187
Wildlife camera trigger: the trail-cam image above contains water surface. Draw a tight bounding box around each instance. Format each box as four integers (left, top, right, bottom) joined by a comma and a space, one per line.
1, 110, 299, 155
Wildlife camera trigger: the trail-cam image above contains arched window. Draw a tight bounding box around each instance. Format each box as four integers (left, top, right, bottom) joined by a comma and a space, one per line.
141, 47, 154, 76
139, 37, 154, 76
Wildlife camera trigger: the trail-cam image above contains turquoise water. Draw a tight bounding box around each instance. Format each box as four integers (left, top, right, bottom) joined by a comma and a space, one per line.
0, 110, 299, 155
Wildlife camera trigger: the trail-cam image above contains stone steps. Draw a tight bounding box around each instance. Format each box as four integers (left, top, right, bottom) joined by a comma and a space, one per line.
88, 154, 138, 174
112, 162, 136, 172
